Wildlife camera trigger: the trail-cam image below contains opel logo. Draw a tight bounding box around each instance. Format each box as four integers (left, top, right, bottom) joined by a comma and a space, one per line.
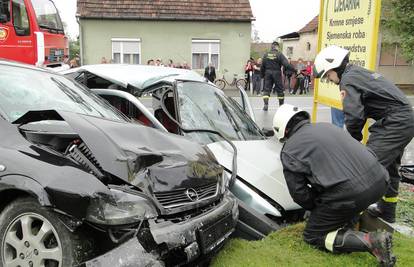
185, 188, 199, 202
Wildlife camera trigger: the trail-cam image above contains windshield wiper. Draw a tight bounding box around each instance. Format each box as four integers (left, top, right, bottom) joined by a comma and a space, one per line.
50, 77, 105, 117
0, 111, 6, 120
38, 24, 64, 34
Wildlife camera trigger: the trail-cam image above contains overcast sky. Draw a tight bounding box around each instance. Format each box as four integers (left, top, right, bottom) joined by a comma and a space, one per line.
55, 0, 320, 41
250, 0, 320, 42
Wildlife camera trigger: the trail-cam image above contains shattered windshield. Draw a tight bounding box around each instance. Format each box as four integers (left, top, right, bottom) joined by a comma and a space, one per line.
32, 0, 64, 32
0, 65, 127, 122
176, 81, 264, 144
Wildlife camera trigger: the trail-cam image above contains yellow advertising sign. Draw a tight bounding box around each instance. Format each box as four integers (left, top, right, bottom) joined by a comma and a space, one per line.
313, 0, 382, 112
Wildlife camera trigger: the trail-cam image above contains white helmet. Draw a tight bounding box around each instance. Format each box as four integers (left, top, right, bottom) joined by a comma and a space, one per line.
313, 45, 350, 80
273, 104, 310, 141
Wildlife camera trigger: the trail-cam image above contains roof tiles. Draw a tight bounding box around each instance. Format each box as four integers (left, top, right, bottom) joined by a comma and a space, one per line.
298, 15, 319, 33
77, 0, 254, 22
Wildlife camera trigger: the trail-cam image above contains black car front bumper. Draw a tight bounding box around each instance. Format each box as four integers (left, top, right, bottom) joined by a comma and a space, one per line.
82, 193, 238, 266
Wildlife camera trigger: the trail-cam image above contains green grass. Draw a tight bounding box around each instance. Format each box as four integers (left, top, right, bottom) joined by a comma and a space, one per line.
212, 223, 414, 267
396, 184, 414, 228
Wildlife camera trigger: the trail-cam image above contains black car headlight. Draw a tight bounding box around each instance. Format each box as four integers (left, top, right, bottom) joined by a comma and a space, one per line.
86, 188, 157, 225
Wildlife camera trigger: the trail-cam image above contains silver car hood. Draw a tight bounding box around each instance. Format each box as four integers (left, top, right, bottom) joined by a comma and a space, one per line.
207, 139, 301, 211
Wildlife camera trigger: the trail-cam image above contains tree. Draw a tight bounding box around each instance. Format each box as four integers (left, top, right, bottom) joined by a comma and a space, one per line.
69, 39, 80, 59
382, 0, 414, 61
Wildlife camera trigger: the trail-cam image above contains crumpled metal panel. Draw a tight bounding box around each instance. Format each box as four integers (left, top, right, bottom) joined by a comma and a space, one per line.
82, 238, 164, 267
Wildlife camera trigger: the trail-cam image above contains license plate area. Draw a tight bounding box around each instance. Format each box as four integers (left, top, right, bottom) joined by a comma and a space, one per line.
197, 213, 233, 254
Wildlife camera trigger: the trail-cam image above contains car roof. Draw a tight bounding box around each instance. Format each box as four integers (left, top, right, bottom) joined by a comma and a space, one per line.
63, 64, 207, 93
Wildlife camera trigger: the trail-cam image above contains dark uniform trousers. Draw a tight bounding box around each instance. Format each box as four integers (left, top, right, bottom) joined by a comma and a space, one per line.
304, 175, 388, 248
263, 70, 284, 103
367, 107, 414, 201
260, 49, 294, 107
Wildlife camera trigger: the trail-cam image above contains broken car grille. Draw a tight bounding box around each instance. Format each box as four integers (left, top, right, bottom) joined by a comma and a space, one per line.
154, 182, 219, 209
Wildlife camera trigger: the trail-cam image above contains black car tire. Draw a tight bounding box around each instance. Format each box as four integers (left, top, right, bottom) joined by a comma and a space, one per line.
0, 197, 92, 267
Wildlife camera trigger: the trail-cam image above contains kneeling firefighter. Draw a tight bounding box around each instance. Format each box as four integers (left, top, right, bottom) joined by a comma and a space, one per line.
313, 45, 414, 223
261, 41, 296, 111
273, 104, 396, 266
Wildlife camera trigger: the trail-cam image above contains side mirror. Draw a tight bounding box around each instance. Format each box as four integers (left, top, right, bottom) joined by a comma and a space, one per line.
0, 14, 8, 23
262, 127, 274, 137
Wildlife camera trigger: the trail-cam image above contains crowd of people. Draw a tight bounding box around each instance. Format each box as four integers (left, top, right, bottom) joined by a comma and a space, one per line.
146, 58, 192, 69
245, 56, 314, 96
63, 54, 81, 68
98, 56, 193, 70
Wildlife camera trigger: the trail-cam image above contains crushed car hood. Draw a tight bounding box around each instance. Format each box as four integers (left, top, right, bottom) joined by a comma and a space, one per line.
16, 110, 223, 193
207, 139, 301, 211
63, 64, 206, 94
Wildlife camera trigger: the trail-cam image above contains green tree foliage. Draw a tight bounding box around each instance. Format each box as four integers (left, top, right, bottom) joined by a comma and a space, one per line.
69, 40, 80, 59
382, 0, 414, 61
250, 50, 261, 60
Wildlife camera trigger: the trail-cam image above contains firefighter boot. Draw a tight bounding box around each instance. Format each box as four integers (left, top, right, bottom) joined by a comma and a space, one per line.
367, 199, 397, 223
263, 97, 269, 111
277, 94, 284, 106
278, 97, 284, 106
326, 229, 396, 267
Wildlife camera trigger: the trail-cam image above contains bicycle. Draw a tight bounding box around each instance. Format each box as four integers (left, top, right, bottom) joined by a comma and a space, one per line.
214, 69, 247, 90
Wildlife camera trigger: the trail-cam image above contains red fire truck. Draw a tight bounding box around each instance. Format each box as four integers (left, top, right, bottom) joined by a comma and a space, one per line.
0, 0, 68, 68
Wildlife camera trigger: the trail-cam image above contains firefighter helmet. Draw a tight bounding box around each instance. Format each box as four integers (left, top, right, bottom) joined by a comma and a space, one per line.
313, 45, 350, 80
273, 104, 310, 141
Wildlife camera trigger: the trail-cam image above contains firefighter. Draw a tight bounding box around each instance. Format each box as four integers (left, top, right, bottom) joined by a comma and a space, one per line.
261, 41, 296, 111
313, 45, 414, 223
273, 104, 395, 266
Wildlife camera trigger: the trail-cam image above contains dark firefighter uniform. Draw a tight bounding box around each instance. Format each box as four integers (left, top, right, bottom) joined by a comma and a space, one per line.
281, 121, 389, 248
261, 48, 295, 109
340, 64, 414, 222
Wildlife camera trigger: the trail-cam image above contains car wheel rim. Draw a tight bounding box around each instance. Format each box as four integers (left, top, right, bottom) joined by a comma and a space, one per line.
2, 212, 62, 267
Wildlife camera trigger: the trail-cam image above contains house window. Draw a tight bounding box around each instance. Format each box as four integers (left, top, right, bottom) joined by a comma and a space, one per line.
287, 47, 293, 57
306, 42, 311, 51
192, 39, 220, 70
112, 38, 141, 64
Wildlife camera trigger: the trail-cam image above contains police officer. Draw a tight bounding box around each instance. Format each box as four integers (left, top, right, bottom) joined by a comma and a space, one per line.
261, 41, 296, 111
314, 45, 414, 223
273, 104, 395, 266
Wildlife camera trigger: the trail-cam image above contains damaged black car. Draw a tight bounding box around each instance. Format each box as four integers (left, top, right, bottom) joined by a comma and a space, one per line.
0, 61, 238, 266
